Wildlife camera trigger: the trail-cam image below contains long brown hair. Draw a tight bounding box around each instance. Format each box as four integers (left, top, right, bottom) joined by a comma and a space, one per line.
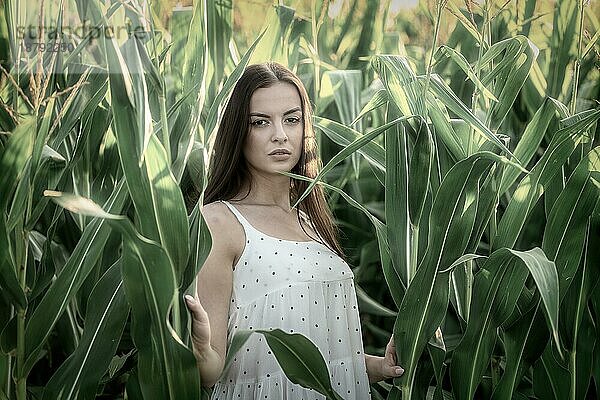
186, 62, 345, 260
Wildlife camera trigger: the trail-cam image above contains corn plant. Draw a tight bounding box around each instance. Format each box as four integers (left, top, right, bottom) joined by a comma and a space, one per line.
307, 1, 600, 399
0, 0, 235, 398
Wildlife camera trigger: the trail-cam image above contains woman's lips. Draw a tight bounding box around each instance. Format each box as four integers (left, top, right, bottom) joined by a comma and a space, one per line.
269, 153, 291, 160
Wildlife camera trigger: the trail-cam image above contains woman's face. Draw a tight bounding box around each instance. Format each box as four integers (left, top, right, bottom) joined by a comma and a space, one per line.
243, 81, 304, 177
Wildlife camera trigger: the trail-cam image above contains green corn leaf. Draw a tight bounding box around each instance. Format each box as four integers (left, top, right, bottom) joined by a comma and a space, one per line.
61, 1, 122, 66
519, 0, 537, 36
314, 116, 385, 174
0, 115, 35, 212
179, 190, 212, 341
424, 74, 516, 159
251, 4, 295, 65
323, 70, 363, 128
23, 180, 128, 376
394, 152, 504, 399
385, 106, 412, 294
558, 108, 600, 138
28, 201, 66, 301
104, 37, 148, 166
427, 331, 447, 400
323, 70, 364, 179
521, 58, 549, 115
42, 260, 129, 400
547, 0, 579, 99
570, 307, 597, 399
498, 98, 567, 194
30, 98, 55, 177
204, 29, 266, 144
426, 97, 466, 161
466, 169, 503, 253
450, 247, 558, 400
449, 262, 474, 323
408, 122, 434, 227
557, 211, 599, 399
440, 254, 487, 274
582, 28, 600, 59
170, 0, 208, 180
205, 0, 232, 103
46, 191, 200, 399
128, 38, 158, 163
134, 37, 163, 95
108, 350, 134, 380
185, 197, 211, 284
181, 0, 208, 102
516, 249, 561, 351
478, 35, 538, 131
533, 346, 570, 399
224, 328, 344, 400
543, 147, 600, 299
7, 163, 31, 232
491, 301, 548, 400
558, 185, 600, 311
105, 32, 189, 282
292, 116, 411, 208
257, 329, 344, 400
143, 134, 190, 279
221, 329, 253, 375
0, 214, 25, 309
119, 236, 199, 400
355, 284, 397, 317
494, 109, 600, 250
125, 368, 144, 399
594, 332, 600, 399
0, 116, 36, 308
351, 89, 388, 126
445, 2, 483, 46
448, 254, 490, 325
372, 55, 425, 117
434, 45, 497, 102
47, 70, 108, 150
169, 7, 193, 82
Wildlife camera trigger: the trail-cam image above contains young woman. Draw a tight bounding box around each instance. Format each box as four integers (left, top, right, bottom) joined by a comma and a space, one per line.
184, 62, 403, 399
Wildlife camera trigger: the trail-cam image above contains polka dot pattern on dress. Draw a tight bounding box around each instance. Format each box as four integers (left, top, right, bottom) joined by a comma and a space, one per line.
210, 200, 371, 400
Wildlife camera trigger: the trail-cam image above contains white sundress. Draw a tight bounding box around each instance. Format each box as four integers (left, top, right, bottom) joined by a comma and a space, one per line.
210, 200, 372, 400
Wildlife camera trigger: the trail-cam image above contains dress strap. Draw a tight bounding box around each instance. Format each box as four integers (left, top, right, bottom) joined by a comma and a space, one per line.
220, 200, 254, 232
221, 200, 326, 243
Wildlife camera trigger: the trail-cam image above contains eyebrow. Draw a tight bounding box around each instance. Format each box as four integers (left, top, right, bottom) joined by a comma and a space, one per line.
249, 107, 302, 118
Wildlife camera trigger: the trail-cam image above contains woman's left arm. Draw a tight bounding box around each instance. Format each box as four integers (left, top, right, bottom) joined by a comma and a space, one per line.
364, 335, 404, 383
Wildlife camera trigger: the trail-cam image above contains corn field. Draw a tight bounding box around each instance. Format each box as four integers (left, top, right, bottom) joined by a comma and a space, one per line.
0, 0, 599, 399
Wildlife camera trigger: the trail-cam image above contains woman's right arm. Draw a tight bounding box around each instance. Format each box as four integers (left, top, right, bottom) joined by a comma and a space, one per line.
185, 203, 236, 387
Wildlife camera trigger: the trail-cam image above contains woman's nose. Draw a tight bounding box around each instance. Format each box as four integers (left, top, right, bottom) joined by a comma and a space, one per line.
272, 121, 288, 142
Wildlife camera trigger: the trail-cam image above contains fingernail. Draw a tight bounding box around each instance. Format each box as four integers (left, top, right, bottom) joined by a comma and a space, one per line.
184, 294, 194, 303
395, 367, 404, 375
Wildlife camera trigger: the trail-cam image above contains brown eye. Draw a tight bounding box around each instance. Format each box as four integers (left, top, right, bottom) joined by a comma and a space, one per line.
285, 116, 301, 124
251, 119, 268, 127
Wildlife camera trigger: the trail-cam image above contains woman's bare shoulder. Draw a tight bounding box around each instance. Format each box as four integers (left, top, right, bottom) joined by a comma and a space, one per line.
200, 201, 227, 220
201, 201, 234, 233
200, 201, 244, 253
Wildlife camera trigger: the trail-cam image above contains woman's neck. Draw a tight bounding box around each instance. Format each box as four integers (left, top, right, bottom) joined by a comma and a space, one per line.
232, 175, 293, 211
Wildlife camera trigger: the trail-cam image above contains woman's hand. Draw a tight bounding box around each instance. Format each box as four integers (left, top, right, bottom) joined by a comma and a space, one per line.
184, 294, 226, 387
184, 294, 212, 358
380, 335, 404, 379
365, 335, 404, 383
